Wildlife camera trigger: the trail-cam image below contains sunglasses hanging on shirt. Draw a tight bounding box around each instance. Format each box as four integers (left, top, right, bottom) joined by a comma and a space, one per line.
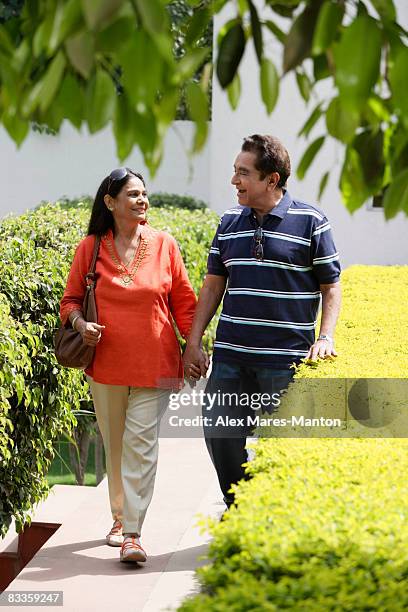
252, 226, 264, 261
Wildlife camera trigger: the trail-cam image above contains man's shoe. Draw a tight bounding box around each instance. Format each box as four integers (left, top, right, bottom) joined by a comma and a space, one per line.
106, 519, 123, 547
120, 536, 147, 563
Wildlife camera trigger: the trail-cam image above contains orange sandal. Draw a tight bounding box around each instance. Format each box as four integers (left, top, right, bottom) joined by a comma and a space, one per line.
106, 519, 123, 547
120, 536, 147, 563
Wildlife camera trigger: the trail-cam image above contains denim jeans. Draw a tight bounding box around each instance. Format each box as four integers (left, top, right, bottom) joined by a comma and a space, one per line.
203, 361, 294, 507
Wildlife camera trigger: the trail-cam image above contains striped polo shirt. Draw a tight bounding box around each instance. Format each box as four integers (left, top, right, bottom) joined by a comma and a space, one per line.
207, 190, 341, 369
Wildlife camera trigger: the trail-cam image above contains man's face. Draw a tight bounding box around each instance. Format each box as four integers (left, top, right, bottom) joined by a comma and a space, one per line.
231, 151, 270, 208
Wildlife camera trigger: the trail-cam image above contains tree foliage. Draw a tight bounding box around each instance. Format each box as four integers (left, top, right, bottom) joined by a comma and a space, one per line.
0, 0, 407, 217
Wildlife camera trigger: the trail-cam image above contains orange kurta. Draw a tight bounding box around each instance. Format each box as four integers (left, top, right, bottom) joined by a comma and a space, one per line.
60, 225, 197, 388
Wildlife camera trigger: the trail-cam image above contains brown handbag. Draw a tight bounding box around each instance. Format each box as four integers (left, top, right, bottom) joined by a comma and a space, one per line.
54, 236, 101, 369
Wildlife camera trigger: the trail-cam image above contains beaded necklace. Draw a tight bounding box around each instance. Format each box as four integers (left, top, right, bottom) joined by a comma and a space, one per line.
105, 231, 149, 287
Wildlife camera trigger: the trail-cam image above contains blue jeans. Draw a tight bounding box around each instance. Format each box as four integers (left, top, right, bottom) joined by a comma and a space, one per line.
203, 361, 294, 507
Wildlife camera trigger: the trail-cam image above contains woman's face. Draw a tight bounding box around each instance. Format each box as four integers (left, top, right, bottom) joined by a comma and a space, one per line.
107, 176, 149, 226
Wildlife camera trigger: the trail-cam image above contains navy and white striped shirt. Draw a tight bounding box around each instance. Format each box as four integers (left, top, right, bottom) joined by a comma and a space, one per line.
207, 191, 341, 369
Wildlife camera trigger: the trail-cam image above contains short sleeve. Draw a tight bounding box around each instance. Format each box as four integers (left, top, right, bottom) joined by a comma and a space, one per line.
207, 225, 228, 277
311, 216, 341, 284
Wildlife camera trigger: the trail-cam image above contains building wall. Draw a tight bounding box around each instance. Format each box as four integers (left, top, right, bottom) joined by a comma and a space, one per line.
0, 120, 210, 218
210, 1, 408, 268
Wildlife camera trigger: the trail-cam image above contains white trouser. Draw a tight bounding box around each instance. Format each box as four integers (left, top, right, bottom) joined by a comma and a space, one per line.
87, 377, 170, 535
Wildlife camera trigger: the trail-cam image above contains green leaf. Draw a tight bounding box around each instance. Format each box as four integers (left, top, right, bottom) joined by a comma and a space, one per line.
283, 4, 320, 73
334, 15, 382, 111
156, 89, 179, 125
185, 6, 211, 47
86, 69, 115, 133
313, 53, 331, 81
260, 57, 279, 114
298, 103, 323, 138
216, 22, 246, 89
312, 1, 344, 56
113, 94, 135, 161
0, 24, 14, 55
192, 120, 208, 153
389, 46, 408, 130
353, 130, 385, 193
48, 0, 83, 54
65, 30, 94, 79
119, 31, 163, 106
295, 70, 311, 102
227, 73, 241, 110
96, 17, 135, 53
383, 168, 408, 219
297, 136, 325, 180
264, 20, 286, 44
133, 0, 168, 35
340, 147, 371, 213
54, 73, 84, 129
176, 47, 210, 81
318, 170, 330, 200
81, 0, 124, 31
248, 0, 263, 63
38, 52, 66, 114
186, 82, 209, 123
2, 109, 29, 146
370, 0, 396, 21
33, 7, 56, 57
325, 97, 359, 144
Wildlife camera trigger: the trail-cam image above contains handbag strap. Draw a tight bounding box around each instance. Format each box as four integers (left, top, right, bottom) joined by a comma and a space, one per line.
85, 235, 101, 286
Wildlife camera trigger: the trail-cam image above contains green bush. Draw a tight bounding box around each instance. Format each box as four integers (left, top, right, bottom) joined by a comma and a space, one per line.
0, 201, 218, 536
148, 192, 208, 210
49, 191, 208, 211
179, 266, 408, 611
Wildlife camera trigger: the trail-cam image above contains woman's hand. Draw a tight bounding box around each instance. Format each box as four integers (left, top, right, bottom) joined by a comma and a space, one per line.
77, 321, 106, 346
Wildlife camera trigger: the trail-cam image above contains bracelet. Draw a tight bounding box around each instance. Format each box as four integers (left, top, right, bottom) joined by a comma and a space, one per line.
318, 334, 333, 342
71, 314, 81, 331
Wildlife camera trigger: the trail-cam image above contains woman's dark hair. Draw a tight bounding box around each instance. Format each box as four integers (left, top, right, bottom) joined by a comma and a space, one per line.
87, 168, 145, 236
242, 134, 291, 187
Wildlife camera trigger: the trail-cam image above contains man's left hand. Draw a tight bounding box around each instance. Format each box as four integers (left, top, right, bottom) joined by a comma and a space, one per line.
306, 338, 337, 361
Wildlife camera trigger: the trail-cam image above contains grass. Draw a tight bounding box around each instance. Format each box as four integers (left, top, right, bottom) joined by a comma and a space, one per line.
47, 437, 104, 487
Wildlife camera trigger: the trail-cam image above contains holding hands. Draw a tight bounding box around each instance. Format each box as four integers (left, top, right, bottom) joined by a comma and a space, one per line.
182, 344, 209, 381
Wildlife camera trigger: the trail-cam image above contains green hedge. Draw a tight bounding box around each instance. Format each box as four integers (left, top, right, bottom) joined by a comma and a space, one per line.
0, 202, 218, 536
52, 191, 208, 211
148, 192, 207, 210
179, 266, 408, 611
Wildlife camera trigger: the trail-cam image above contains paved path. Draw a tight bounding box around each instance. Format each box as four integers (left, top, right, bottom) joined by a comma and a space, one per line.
1, 430, 223, 611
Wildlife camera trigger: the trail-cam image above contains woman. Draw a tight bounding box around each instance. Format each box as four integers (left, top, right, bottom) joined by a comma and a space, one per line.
60, 168, 196, 563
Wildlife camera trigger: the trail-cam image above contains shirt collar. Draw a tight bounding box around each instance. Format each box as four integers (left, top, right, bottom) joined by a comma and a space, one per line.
241, 190, 292, 220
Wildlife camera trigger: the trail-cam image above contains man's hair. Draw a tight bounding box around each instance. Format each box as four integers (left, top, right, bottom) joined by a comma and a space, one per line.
242, 134, 291, 187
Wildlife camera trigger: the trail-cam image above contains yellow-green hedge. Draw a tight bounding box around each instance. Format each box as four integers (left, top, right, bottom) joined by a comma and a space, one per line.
295, 265, 408, 378
179, 265, 408, 611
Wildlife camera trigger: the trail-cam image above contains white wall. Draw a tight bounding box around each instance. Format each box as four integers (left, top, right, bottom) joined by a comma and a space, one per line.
210, 1, 408, 267
0, 120, 210, 218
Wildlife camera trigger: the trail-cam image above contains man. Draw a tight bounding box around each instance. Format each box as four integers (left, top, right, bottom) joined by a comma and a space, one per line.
183, 134, 341, 509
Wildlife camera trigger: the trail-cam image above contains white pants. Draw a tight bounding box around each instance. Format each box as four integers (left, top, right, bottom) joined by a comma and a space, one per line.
87, 377, 170, 535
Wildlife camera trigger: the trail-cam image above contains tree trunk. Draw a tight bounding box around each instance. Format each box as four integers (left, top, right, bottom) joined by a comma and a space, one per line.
68, 429, 91, 485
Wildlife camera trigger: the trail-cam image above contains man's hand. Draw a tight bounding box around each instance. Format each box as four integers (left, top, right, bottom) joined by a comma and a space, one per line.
306, 338, 337, 362
183, 344, 209, 380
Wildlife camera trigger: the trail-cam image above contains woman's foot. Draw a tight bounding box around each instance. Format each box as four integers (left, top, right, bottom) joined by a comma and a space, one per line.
106, 519, 123, 547
120, 535, 147, 563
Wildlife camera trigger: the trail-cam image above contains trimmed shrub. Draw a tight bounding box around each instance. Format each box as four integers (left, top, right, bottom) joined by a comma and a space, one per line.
49, 191, 208, 211
148, 192, 207, 210
0, 202, 218, 536
178, 266, 408, 611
